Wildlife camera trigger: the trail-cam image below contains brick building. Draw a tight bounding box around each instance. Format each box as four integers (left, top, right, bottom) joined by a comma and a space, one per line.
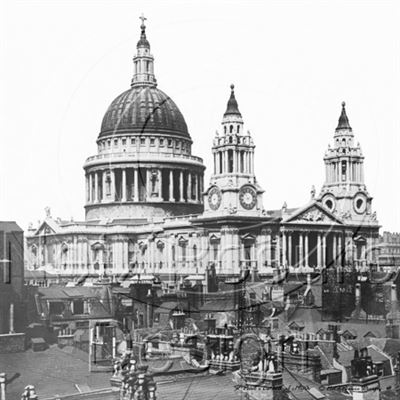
0, 221, 24, 334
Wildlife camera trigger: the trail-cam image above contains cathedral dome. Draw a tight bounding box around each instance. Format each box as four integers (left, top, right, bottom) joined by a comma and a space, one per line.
99, 86, 190, 139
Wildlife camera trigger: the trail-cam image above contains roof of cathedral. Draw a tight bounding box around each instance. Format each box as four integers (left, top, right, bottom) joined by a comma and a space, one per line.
99, 85, 190, 139
223, 84, 242, 117
336, 101, 352, 131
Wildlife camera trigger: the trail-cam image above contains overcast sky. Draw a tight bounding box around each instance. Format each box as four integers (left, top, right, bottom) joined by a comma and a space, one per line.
1, 0, 399, 232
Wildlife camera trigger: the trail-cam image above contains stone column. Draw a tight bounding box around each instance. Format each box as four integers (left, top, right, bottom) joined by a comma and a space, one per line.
333, 234, 337, 267
282, 231, 287, 267
187, 172, 192, 202
146, 169, 152, 200
345, 232, 353, 266
224, 151, 229, 173
93, 172, 98, 203
89, 173, 93, 203
158, 169, 163, 200
193, 174, 198, 202
169, 170, 174, 201
304, 233, 309, 268
134, 168, 139, 201
299, 233, 304, 268
213, 153, 216, 175
275, 233, 281, 266
266, 230, 272, 266
179, 171, 184, 201
122, 168, 127, 201
337, 234, 342, 267
288, 233, 292, 267
233, 151, 237, 173
317, 233, 322, 268
85, 175, 89, 203
322, 235, 327, 268
110, 169, 115, 201
102, 171, 107, 202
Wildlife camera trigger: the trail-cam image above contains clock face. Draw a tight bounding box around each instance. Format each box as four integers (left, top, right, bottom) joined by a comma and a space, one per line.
353, 193, 367, 214
208, 187, 221, 210
239, 186, 257, 210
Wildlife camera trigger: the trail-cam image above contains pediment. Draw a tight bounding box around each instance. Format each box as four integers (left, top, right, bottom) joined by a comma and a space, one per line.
35, 221, 58, 236
284, 202, 343, 225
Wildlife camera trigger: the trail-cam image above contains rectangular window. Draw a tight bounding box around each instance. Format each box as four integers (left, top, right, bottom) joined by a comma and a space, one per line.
168, 139, 173, 147
122, 138, 126, 145
159, 139, 164, 146
175, 141, 180, 149
140, 138, 145, 146
72, 299, 84, 314
114, 139, 118, 146
131, 138, 136, 145
150, 138, 155, 146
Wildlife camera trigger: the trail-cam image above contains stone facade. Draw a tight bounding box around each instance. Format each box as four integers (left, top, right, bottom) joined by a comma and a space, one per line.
25, 20, 381, 284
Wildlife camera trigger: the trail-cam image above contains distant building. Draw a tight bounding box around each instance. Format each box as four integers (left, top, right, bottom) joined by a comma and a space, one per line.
378, 231, 400, 268
0, 221, 25, 334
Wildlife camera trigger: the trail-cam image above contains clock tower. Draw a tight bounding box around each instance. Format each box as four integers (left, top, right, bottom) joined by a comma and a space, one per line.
203, 85, 265, 216
318, 102, 378, 226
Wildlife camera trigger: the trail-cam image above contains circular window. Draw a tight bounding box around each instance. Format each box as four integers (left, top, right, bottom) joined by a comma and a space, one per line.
323, 195, 336, 212
353, 193, 367, 214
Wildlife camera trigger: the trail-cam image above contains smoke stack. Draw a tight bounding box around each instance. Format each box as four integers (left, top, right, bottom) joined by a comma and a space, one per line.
9, 303, 15, 334
391, 285, 398, 314
351, 283, 366, 320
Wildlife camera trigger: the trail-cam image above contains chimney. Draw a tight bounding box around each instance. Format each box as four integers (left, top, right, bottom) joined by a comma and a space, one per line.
391, 284, 398, 315
0, 373, 6, 400
351, 349, 380, 400
9, 303, 14, 334
351, 283, 366, 320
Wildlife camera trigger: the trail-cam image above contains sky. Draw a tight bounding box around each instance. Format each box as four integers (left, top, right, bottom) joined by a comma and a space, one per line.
1, 0, 399, 232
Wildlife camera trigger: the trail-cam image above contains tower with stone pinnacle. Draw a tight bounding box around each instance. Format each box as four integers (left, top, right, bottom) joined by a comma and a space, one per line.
203, 85, 265, 216
318, 102, 378, 226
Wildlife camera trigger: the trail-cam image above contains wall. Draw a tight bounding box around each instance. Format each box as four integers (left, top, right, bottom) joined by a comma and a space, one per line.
0, 333, 25, 353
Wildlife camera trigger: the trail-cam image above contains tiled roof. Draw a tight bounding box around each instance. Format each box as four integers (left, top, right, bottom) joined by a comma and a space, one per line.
156, 373, 239, 400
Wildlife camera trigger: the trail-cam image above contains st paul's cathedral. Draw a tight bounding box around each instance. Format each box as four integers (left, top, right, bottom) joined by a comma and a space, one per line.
26, 18, 381, 285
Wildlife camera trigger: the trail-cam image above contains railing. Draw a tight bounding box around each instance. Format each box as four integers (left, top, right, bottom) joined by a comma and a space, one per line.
85, 151, 203, 164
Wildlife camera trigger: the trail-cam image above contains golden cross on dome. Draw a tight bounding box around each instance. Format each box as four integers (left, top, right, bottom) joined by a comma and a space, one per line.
139, 13, 147, 27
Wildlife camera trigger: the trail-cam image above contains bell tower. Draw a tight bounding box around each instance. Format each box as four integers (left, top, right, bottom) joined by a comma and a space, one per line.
318, 102, 378, 225
203, 85, 265, 216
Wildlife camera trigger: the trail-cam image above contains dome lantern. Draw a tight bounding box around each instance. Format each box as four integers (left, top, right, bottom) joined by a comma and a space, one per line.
131, 14, 157, 88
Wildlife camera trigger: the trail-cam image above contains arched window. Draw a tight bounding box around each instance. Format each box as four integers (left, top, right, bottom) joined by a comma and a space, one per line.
224, 126, 227, 134
230, 125, 233, 133
237, 125, 240, 133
